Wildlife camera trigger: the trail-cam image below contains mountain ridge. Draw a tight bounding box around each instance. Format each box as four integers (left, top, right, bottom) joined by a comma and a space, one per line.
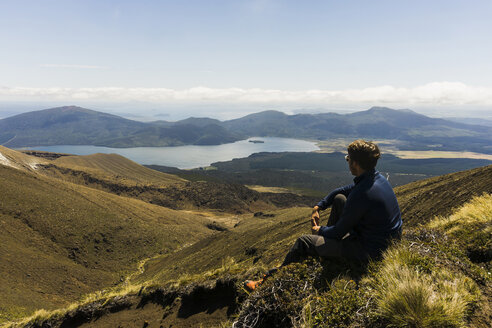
1, 106, 490, 153
0, 106, 243, 148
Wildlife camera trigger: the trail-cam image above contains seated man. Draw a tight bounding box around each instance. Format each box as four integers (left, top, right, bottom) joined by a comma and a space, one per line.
245, 139, 402, 290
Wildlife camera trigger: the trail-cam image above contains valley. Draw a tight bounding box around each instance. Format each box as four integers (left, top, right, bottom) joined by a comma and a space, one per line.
0, 105, 491, 327
1, 144, 491, 327
148, 151, 492, 198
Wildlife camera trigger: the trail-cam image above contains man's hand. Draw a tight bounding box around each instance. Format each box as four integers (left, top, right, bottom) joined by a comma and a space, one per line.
311, 225, 320, 235
311, 206, 320, 226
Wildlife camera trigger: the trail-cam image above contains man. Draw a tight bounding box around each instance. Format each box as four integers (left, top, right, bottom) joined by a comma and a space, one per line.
245, 139, 402, 290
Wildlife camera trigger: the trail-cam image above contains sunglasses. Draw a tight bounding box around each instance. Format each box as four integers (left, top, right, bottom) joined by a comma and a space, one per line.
345, 154, 350, 162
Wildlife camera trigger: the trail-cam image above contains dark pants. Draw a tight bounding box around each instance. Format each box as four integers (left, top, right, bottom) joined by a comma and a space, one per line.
282, 194, 368, 266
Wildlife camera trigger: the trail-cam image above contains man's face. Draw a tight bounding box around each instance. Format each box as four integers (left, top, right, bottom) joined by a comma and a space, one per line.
346, 154, 358, 176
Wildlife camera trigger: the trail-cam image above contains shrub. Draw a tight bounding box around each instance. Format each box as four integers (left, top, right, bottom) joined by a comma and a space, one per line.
304, 278, 365, 328
234, 260, 323, 328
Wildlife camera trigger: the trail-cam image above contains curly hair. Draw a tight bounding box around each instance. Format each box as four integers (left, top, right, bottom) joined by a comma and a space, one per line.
347, 139, 381, 170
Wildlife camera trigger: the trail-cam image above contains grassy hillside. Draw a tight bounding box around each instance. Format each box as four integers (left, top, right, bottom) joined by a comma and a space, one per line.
130, 165, 492, 283
5, 165, 490, 328
26, 151, 316, 214
0, 148, 218, 323
51, 152, 185, 186
2, 140, 490, 328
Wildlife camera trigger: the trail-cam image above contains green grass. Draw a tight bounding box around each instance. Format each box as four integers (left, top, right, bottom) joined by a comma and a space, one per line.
2, 148, 491, 327
0, 153, 215, 324
232, 193, 491, 328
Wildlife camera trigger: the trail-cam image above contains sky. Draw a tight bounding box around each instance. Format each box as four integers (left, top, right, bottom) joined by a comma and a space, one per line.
1, 0, 491, 120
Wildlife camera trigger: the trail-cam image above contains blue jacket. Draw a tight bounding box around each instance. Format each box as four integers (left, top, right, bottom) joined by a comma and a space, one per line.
317, 169, 402, 258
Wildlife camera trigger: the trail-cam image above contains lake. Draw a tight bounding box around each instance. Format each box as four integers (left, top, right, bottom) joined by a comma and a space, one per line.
24, 137, 319, 169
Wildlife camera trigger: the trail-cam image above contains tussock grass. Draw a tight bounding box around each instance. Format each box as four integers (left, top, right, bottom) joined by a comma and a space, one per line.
428, 193, 492, 248
300, 278, 365, 328
246, 195, 491, 328
429, 193, 491, 230
367, 247, 480, 328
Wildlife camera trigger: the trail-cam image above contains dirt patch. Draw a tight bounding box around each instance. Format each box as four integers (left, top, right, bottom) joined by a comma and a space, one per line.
30, 278, 240, 328
21, 150, 72, 160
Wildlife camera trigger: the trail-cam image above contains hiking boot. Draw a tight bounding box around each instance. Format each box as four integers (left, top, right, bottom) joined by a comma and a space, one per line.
243, 268, 278, 291
243, 277, 264, 291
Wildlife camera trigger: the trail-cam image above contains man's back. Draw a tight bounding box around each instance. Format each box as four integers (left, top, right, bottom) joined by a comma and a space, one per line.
317, 168, 402, 259
350, 170, 402, 257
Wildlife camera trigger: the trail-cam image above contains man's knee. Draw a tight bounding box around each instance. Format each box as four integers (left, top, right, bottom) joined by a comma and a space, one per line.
282, 235, 320, 266
333, 193, 347, 206
294, 235, 321, 256
296, 234, 317, 246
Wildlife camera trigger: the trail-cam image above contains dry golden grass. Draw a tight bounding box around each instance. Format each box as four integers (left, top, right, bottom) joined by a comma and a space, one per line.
246, 185, 295, 194
428, 193, 492, 233
367, 247, 480, 328
392, 150, 492, 160
0, 146, 48, 171
314, 139, 492, 160
52, 153, 185, 186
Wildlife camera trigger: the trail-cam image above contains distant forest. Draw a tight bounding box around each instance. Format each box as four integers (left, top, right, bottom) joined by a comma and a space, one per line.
147, 152, 492, 197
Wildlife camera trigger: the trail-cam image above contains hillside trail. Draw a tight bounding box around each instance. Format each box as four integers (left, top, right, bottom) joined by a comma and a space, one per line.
121, 209, 240, 286
181, 210, 241, 228
0, 135, 17, 146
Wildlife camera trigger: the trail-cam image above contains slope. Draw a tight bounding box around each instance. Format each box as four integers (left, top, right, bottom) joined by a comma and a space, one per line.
25, 150, 315, 214
51, 152, 185, 186
0, 149, 216, 323
8, 165, 490, 328
131, 165, 492, 285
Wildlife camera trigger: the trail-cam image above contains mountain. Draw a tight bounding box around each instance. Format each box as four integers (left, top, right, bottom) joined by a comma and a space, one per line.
0, 106, 145, 147
2, 106, 490, 153
223, 110, 294, 137
0, 106, 242, 147
173, 117, 223, 127
223, 107, 492, 153
445, 117, 492, 127
6, 164, 490, 328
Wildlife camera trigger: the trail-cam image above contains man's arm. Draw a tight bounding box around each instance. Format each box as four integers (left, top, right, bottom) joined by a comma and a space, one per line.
316, 183, 355, 211
311, 206, 320, 226
317, 192, 367, 239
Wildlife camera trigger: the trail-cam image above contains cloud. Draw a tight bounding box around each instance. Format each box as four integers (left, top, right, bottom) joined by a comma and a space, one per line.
1, 82, 492, 106
41, 64, 109, 69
